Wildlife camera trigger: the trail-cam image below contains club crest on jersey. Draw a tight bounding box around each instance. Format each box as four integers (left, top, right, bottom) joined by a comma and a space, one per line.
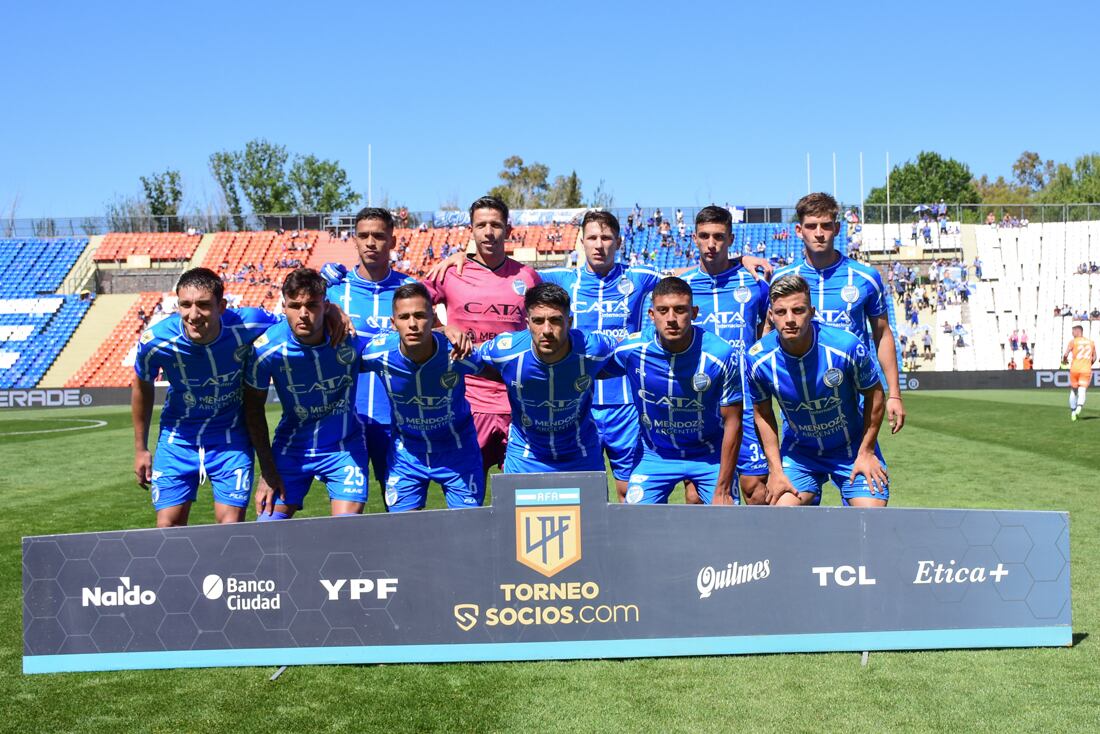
440, 371, 459, 389
520, 414, 533, 427
140, 329, 154, 344
823, 367, 844, 388
841, 285, 860, 303
733, 286, 753, 304
232, 344, 252, 363
512, 279, 527, 296
573, 375, 592, 393
692, 373, 712, 392
617, 279, 635, 296
496, 335, 513, 350
335, 343, 357, 365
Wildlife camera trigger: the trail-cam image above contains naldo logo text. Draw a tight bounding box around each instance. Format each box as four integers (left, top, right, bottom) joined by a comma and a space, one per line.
82, 577, 157, 607
202, 573, 281, 610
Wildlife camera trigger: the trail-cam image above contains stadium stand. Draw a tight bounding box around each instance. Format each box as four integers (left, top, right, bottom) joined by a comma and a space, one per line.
200, 230, 324, 309
67, 292, 164, 387
0, 237, 93, 387
93, 232, 202, 262
620, 223, 847, 270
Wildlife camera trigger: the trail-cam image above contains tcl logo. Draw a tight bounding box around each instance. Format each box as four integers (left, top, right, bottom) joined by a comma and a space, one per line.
811, 565, 876, 587
319, 578, 399, 601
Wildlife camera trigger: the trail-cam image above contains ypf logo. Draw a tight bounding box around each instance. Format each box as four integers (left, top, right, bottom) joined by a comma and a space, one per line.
454, 603, 480, 631
514, 488, 582, 577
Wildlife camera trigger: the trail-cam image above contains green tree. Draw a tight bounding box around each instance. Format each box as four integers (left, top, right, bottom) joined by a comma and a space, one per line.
139, 169, 183, 230
234, 139, 294, 214
209, 151, 244, 230
288, 154, 361, 213
972, 175, 1030, 207
1012, 151, 1056, 192
587, 179, 614, 209
866, 151, 981, 206
546, 171, 583, 208
488, 156, 551, 208
1037, 153, 1100, 203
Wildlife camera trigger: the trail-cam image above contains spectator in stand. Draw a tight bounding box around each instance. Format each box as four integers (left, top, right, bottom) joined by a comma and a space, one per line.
922, 330, 933, 357
922, 223, 933, 244
654, 208, 663, 227
1020, 329, 1029, 352
1007, 357, 1017, 370
986, 212, 997, 226
1022, 352, 1033, 370
911, 222, 918, 242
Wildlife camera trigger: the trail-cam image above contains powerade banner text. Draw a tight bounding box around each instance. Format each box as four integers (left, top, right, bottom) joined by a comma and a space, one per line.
22, 473, 1071, 674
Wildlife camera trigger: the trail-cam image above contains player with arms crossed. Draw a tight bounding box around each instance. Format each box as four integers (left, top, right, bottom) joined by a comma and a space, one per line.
747, 274, 889, 507
607, 277, 743, 505
361, 283, 486, 511
322, 207, 419, 492
425, 196, 540, 479
1063, 324, 1097, 421
244, 269, 371, 519
772, 192, 906, 435
478, 283, 617, 474
680, 205, 772, 504
132, 268, 280, 527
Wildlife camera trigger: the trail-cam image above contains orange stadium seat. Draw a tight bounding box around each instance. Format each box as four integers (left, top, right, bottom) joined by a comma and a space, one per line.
93, 233, 202, 262
68, 292, 164, 388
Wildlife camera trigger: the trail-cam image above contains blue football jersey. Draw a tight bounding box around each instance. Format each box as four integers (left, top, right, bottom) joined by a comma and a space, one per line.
361, 330, 485, 455
135, 307, 279, 446
746, 322, 883, 458
609, 327, 742, 459
540, 264, 662, 405
680, 264, 769, 359
772, 255, 887, 345
327, 267, 418, 425
479, 329, 617, 461
245, 321, 366, 456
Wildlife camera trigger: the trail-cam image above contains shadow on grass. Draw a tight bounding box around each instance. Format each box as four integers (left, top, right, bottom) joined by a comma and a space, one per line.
1072, 632, 1088, 646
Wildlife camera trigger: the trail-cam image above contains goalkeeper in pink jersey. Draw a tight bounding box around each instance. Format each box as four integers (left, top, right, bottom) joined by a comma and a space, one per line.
424, 196, 540, 477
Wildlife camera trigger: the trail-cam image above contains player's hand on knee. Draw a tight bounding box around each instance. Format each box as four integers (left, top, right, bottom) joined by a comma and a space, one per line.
255, 477, 284, 516
765, 472, 797, 505
712, 486, 735, 505
443, 325, 473, 359
850, 452, 888, 496
134, 450, 152, 489
887, 397, 906, 434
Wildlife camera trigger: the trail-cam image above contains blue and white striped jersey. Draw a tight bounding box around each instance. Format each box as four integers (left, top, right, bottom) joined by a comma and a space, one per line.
326, 267, 417, 425
746, 322, 883, 458
680, 263, 769, 360
478, 329, 617, 461
540, 264, 662, 405
361, 330, 485, 455
135, 307, 278, 447
245, 321, 367, 456
772, 255, 887, 345
608, 327, 742, 459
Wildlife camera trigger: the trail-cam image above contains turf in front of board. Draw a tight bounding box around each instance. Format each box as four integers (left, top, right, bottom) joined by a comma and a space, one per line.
1, 390, 1096, 732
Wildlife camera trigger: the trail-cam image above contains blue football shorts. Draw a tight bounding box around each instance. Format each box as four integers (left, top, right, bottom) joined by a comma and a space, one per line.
502, 445, 605, 474
591, 403, 643, 481
625, 446, 740, 505
150, 437, 253, 511
737, 404, 769, 477
273, 445, 371, 507
781, 444, 889, 504
384, 438, 486, 512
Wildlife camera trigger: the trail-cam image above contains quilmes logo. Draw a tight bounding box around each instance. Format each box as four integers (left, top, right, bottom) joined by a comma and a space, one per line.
202, 573, 280, 610
696, 560, 771, 599
82, 577, 156, 607
515, 488, 582, 577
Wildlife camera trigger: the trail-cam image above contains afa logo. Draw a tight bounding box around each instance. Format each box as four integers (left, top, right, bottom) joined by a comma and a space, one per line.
748, 342, 763, 356
140, 329, 154, 344
512, 279, 528, 296
515, 489, 581, 577
254, 333, 269, 348
496, 334, 513, 351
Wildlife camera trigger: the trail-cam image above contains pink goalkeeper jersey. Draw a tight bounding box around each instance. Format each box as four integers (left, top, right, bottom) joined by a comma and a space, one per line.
425, 256, 541, 414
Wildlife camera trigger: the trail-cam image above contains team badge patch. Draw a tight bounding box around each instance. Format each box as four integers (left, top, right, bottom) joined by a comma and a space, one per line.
733, 286, 752, 304
625, 485, 644, 504
440, 371, 459, 389
521, 414, 533, 427
823, 367, 844, 388
573, 375, 592, 393
496, 334, 513, 350
254, 333, 269, 348
139, 329, 154, 344
841, 285, 860, 303
855, 343, 868, 358
182, 392, 197, 409
514, 489, 581, 577
294, 405, 309, 422
748, 342, 763, 356
617, 279, 634, 296
335, 343, 356, 365
692, 373, 712, 392
233, 344, 252, 362
512, 279, 527, 296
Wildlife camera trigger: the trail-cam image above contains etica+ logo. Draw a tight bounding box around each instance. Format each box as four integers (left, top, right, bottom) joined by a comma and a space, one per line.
515, 488, 582, 577
82, 577, 157, 607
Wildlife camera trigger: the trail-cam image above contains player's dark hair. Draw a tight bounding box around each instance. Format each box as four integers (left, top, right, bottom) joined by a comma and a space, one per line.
581, 210, 620, 239
392, 282, 432, 309
695, 205, 732, 233
769, 273, 811, 302
354, 206, 395, 230
651, 276, 693, 302
524, 282, 570, 315
176, 267, 224, 300
281, 268, 327, 300
796, 192, 840, 223
469, 195, 509, 224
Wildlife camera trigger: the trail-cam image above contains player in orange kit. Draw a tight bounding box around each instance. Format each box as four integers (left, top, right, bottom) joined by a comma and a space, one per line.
1062, 325, 1097, 421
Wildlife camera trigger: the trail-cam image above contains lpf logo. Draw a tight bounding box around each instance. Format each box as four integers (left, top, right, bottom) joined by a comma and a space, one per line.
514, 488, 582, 577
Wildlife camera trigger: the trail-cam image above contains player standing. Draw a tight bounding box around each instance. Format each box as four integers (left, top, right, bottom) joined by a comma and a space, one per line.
772, 193, 906, 434
425, 196, 540, 478
243, 269, 370, 519
747, 274, 889, 507
361, 283, 486, 510
1063, 324, 1097, 421
132, 268, 279, 527
608, 277, 743, 505
680, 205, 771, 504
479, 283, 617, 474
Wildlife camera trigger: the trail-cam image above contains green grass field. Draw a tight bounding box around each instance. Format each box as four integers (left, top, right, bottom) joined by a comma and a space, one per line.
2, 390, 1097, 733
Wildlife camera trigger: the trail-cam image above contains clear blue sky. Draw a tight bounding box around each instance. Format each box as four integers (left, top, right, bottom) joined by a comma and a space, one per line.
2, 0, 1096, 218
